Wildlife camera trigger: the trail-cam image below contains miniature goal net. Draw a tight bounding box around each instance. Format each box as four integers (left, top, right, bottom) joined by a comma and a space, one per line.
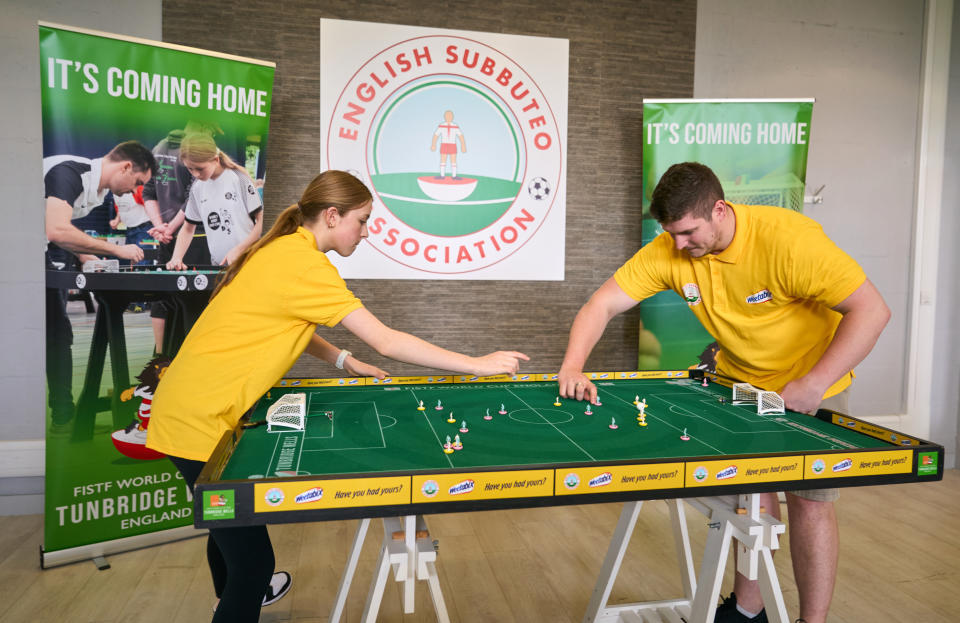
266, 393, 307, 432
732, 383, 759, 405
757, 390, 785, 415
732, 383, 785, 415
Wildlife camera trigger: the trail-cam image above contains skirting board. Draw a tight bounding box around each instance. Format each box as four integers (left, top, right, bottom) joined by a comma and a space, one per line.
0, 440, 44, 478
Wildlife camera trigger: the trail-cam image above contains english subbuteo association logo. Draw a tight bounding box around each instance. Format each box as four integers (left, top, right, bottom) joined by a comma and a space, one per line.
327, 35, 563, 274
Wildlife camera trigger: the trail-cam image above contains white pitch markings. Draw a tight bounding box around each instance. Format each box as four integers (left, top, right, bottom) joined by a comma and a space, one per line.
294, 432, 305, 475
301, 445, 392, 453
599, 388, 683, 430
371, 401, 387, 449
505, 387, 596, 462
768, 417, 858, 449
412, 389, 455, 468
266, 426, 283, 475
304, 393, 336, 440
599, 388, 725, 454
656, 395, 852, 451
290, 392, 313, 474
303, 400, 385, 448
664, 402, 781, 434
409, 388, 423, 407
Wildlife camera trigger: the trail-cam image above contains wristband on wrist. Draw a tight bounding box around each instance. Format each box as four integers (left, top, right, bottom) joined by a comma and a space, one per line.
335, 349, 352, 370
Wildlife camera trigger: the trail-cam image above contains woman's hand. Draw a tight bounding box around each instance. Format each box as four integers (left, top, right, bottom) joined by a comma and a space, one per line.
470, 351, 530, 377
344, 356, 389, 380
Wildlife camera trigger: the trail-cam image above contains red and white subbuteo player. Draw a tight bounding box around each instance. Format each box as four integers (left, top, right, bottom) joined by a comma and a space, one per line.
430, 110, 467, 179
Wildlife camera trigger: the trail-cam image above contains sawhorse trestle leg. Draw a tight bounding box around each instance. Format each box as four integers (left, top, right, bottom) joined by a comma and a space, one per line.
583, 499, 697, 623
583, 495, 789, 623
329, 515, 450, 623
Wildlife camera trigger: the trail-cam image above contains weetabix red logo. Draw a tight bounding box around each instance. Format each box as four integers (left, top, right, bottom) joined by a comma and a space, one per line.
327, 35, 563, 275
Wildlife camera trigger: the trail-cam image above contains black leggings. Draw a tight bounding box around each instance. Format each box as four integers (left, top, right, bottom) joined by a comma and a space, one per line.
171, 456, 275, 623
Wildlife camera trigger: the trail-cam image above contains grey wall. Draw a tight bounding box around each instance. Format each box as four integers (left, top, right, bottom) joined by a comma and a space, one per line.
934, 3, 960, 466
160, 0, 698, 380
0, 1, 161, 512
694, 0, 924, 418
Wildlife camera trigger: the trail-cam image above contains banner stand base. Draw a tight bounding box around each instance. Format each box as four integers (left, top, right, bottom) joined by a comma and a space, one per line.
40, 525, 205, 569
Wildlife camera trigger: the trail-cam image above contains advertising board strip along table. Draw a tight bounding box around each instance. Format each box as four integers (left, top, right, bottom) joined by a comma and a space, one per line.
195, 370, 944, 622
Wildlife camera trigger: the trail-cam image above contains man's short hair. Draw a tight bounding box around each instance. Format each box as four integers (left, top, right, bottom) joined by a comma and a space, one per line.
650, 162, 725, 224
105, 141, 158, 176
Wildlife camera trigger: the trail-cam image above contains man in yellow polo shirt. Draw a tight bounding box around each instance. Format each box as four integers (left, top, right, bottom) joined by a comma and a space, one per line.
558, 162, 890, 623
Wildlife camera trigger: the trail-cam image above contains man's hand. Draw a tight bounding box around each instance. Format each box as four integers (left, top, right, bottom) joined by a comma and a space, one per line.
780, 375, 827, 415
343, 356, 389, 380
558, 367, 598, 404
116, 244, 144, 263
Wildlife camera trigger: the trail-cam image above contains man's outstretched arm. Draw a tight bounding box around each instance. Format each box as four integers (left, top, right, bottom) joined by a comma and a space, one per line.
558, 276, 640, 403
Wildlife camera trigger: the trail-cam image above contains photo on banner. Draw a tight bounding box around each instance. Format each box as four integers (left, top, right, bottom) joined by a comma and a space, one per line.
639, 99, 814, 371
319, 18, 568, 280
39, 22, 275, 565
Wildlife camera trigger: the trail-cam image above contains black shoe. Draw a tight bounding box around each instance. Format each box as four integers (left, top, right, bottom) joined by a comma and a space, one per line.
262, 571, 291, 606
715, 593, 768, 622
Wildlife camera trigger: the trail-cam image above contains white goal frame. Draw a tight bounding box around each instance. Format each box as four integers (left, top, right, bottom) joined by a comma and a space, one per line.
267, 393, 307, 432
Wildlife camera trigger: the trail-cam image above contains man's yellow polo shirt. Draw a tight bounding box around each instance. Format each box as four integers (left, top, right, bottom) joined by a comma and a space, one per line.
614, 204, 865, 397
147, 227, 363, 461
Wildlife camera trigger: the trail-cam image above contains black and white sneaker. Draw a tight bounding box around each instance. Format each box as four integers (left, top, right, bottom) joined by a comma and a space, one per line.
714, 593, 768, 622
262, 571, 292, 606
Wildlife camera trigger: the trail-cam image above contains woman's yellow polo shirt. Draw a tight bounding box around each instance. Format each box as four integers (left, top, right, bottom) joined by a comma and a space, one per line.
147, 227, 363, 461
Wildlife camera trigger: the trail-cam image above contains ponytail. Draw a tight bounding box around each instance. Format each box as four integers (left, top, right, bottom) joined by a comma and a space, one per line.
211, 202, 302, 298
210, 170, 372, 299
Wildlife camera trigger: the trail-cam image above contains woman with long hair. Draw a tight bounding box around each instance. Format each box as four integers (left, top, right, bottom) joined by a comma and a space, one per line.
148, 170, 528, 622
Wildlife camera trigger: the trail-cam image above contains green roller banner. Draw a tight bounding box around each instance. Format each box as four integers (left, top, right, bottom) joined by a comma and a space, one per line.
639, 99, 814, 370
39, 23, 274, 563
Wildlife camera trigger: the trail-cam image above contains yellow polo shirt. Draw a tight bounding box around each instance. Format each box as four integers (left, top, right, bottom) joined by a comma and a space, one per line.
614, 204, 865, 397
147, 227, 364, 461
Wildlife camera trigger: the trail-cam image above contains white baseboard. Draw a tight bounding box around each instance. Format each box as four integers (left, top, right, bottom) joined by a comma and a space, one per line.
0, 440, 45, 478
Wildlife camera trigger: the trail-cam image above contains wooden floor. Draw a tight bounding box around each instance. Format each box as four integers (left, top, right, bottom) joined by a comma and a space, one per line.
2, 470, 958, 622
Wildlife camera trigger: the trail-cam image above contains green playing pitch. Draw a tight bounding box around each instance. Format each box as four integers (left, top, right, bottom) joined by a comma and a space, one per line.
222, 376, 887, 481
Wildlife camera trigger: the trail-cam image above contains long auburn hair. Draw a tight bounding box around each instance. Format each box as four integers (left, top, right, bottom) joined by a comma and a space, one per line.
211, 170, 372, 298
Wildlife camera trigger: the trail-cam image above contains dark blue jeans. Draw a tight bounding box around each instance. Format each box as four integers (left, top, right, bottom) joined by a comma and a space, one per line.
123, 222, 153, 266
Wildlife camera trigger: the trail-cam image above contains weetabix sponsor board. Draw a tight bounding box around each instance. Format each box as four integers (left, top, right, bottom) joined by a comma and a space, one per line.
556, 463, 684, 496
277, 377, 365, 388
685, 456, 804, 488
412, 469, 552, 503
805, 450, 912, 480
254, 476, 410, 513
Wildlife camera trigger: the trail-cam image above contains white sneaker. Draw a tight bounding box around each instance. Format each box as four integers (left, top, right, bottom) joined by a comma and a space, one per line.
262, 571, 292, 606
212, 571, 293, 613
